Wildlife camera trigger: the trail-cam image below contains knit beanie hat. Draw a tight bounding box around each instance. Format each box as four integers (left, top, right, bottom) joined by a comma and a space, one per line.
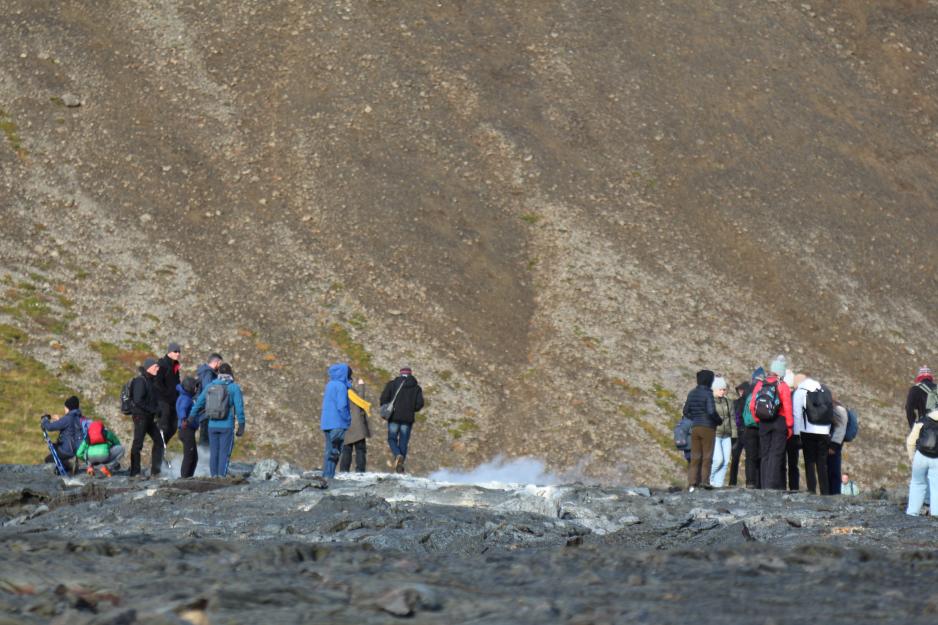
751, 367, 766, 382
918, 366, 933, 379
769, 355, 788, 376
400, 367, 413, 376
64, 396, 80, 411
142, 357, 159, 370
711, 376, 727, 391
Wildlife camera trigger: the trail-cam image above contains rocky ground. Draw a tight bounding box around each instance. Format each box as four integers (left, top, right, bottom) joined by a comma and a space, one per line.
1, 462, 935, 624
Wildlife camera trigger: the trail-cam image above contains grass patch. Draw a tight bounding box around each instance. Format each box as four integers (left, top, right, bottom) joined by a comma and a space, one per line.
439, 370, 453, 383
0, 324, 83, 464
619, 403, 685, 466
612, 378, 643, 399
327, 323, 392, 385
0, 285, 69, 334
520, 213, 541, 225
349, 312, 367, 330
91, 340, 154, 399
60, 361, 82, 375
447, 416, 477, 439
0, 109, 25, 156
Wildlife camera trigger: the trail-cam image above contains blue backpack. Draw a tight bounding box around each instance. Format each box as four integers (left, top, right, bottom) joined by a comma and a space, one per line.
844, 408, 859, 442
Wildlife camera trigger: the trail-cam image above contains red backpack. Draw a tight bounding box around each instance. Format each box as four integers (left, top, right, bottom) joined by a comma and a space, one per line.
87, 421, 106, 445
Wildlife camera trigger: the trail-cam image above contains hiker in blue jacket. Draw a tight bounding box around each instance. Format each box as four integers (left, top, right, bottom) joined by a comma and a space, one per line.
320, 363, 352, 479
189, 363, 245, 477
176, 376, 199, 478
41, 395, 86, 473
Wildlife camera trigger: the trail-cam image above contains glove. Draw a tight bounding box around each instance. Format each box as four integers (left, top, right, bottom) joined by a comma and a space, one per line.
40, 415, 50, 429
236, 422, 244, 437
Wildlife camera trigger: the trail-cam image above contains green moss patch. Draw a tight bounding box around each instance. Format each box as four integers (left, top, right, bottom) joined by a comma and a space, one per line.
327, 323, 392, 385
91, 340, 154, 399
0, 109, 25, 156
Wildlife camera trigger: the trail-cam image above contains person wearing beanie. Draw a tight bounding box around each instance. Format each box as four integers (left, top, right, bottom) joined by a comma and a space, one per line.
380, 366, 424, 474
682, 369, 721, 491
176, 376, 199, 478
749, 358, 794, 490
189, 362, 246, 478
40, 396, 87, 473
153, 342, 183, 445
709, 376, 735, 487
129, 357, 164, 477
905, 366, 937, 429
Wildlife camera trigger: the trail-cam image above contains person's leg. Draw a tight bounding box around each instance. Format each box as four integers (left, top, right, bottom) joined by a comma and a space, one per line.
907, 452, 929, 515
744, 428, 760, 488
688, 427, 704, 488
179, 426, 197, 478
198, 419, 210, 449
355, 440, 367, 473
322, 429, 345, 478
786, 436, 800, 491
700, 428, 716, 486
711, 437, 731, 487
219, 428, 234, 477
926, 457, 938, 513
729, 437, 742, 486
146, 415, 165, 476
763, 422, 786, 490
209, 429, 222, 477
107, 445, 125, 470
815, 436, 830, 495
338, 444, 352, 472
388, 422, 402, 459
158, 400, 177, 445
398, 424, 412, 459
802, 433, 819, 494
130, 416, 147, 476
828, 446, 842, 494
709, 436, 723, 486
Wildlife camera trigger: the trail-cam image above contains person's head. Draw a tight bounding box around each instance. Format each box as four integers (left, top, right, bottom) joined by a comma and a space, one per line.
842, 472, 850, 484
64, 395, 80, 412
347, 367, 354, 381
181, 376, 198, 395
916, 365, 933, 382
751, 367, 766, 383
143, 357, 159, 376
769, 355, 787, 377
218, 363, 233, 377
792, 373, 807, 389
400, 366, 413, 377
696, 369, 714, 388
208, 353, 223, 370
167, 342, 182, 360
711, 376, 727, 397
735, 381, 750, 397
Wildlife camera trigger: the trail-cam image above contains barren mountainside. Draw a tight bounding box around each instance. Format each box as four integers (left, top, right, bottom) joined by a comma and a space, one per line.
2, 0, 938, 486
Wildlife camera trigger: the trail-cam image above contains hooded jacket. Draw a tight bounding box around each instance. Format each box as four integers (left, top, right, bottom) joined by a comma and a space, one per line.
682, 370, 720, 429
42, 408, 85, 456
321, 363, 352, 431
714, 394, 736, 438
154, 354, 181, 404
906, 376, 936, 429
345, 382, 371, 444
76, 427, 121, 462
733, 382, 751, 431
189, 375, 245, 431
380, 375, 424, 425
792, 377, 832, 436
176, 383, 194, 430
907, 409, 938, 461
748, 375, 794, 437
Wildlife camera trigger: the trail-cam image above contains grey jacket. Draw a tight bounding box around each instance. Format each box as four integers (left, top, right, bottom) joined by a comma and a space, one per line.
714, 396, 736, 438
830, 403, 848, 448
344, 382, 371, 445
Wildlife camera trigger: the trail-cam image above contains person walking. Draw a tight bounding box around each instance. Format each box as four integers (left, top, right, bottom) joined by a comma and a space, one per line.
320, 363, 352, 479
906, 366, 937, 430
40, 396, 86, 474
189, 363, 245, 477
176, 376, 199, 478
196, 353, 223, 447
709, 376, 735, 487
129, 358, 165, 477
905, 408, 938, 516
750, 357, 793, 490
682, 369, 720, 491
791, 374, 832, 495
381, 366, 424, 474
154, 342, 182, 444
340, 377, 372, 473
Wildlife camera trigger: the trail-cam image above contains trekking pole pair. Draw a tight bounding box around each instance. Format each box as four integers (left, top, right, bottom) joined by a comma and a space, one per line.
40, 419, 67, 477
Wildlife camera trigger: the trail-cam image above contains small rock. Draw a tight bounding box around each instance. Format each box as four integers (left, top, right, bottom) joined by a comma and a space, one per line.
251, 459, 279, 480
61, 93, 82, 107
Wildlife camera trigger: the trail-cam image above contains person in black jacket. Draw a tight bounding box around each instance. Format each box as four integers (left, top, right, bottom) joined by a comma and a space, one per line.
906, 366, 936, 429
129, 357, 165, 477
682, 369, 720, 491
154, 342, 182, 444
380, 366, 424, 474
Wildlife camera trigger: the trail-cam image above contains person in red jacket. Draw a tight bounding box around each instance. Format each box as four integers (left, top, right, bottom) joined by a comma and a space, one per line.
749, 356, 794, 490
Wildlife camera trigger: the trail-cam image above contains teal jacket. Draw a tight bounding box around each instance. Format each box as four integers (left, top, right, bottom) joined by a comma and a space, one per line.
189, 375, 245, 431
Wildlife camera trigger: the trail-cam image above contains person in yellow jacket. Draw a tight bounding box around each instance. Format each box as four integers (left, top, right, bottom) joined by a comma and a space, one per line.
340, 378, 372, 472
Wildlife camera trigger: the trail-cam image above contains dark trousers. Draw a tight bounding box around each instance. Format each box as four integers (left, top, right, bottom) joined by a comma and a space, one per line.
179, 425, 199, 478
157, 400, 177, 445
45, 444, 74, 473
782, 435, 800, 491
827, 445, 843, 494
801, 432, 831, 495
743, 427, 761, 488
130, 413, 165, 476
688, 426, 715, 487
759, 418, 787, 490
339, 439, 367, 472
198, 419, 210, 448
728, 437, 743, 486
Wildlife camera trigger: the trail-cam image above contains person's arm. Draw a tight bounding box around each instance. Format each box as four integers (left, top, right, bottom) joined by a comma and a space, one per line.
189, 386, 207, 419
907, 422, 923, 462
414, 386, 424, 412
232, 385, 245, 426
105, 430, 121, 446
779, 384, 794, 437
791, 388, 804, 435
43, 414, 69, 432
749, 382, 760, 423
906, 387, 919, 429
380, 381, 393, 405
75, 438, 88, 461
706, 394, 720, 424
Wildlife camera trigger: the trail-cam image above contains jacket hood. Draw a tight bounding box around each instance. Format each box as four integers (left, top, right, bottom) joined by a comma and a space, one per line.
735, 381, 751, 395
328, 363, 352, 387
176, 382, 194, 397
398, 374, 419, 388
696, 369, 715, 387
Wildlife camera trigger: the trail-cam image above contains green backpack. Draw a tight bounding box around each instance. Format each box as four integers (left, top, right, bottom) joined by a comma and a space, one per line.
742, 393, 757, 427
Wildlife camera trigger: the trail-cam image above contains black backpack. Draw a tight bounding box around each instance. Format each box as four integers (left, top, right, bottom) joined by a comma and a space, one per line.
805, 384, 834, 426
120, 376, 139, 415
754, 381, 781, 422
204, 383, 230, 420
916, 420, 938, 458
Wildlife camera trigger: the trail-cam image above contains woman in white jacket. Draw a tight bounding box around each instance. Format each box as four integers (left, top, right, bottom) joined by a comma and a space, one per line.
791, 374, 832, 495
906, 409, 938, 516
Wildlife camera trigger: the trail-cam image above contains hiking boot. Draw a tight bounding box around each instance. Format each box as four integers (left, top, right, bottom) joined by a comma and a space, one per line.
86, 466, 95, 477
100, 466, 112, 478
395, 455, 405, 474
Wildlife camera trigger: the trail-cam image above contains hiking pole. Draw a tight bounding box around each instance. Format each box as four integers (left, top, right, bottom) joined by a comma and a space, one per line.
41, 422, 67, 476
157, 426, 173, 472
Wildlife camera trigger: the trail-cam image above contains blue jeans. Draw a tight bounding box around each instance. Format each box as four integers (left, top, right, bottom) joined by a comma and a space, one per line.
710, 436, 732, 487
906, 451, 938, 515
322, 428, 346, 478
387, 422, 412, 459
209, 428, 234, 477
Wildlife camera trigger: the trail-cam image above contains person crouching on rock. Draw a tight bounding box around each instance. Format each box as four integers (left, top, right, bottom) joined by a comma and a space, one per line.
176, 376, 199, 478
320, 363, 352, 479
189, 363, 245, 478
41, 395, 86, 474
682, 370, 721, 491
76, 420, 124, 477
